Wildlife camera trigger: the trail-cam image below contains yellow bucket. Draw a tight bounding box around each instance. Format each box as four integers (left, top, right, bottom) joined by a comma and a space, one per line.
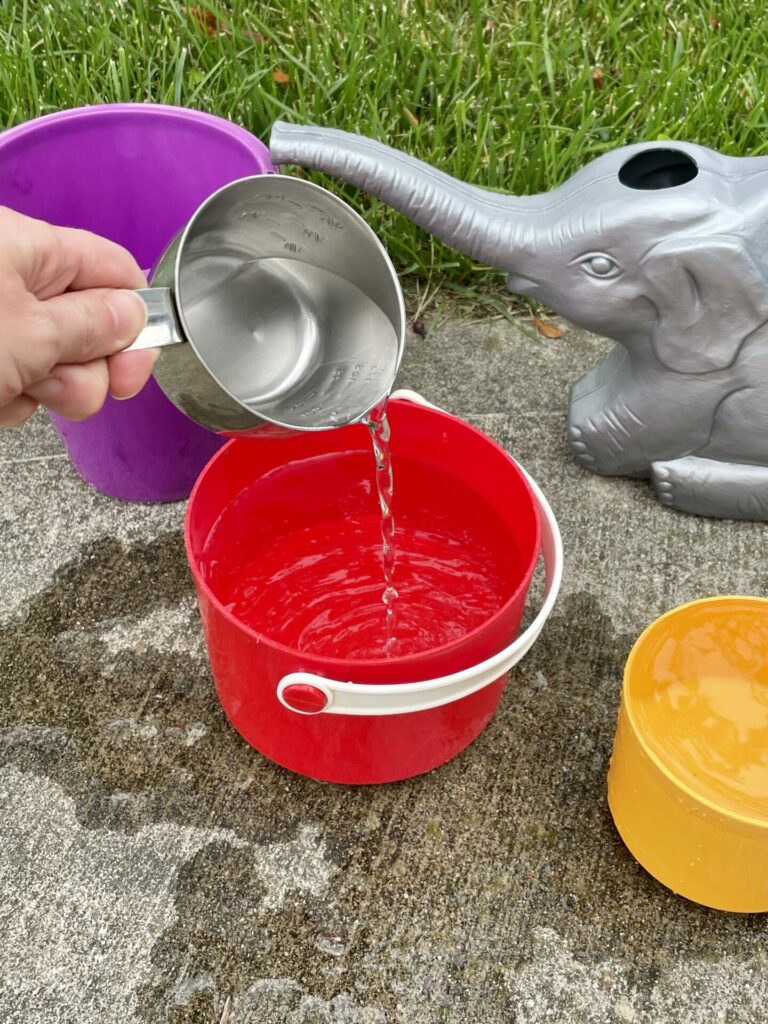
608, 596, 768, 912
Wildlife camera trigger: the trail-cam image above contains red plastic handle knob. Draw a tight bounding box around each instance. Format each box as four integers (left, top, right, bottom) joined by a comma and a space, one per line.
281, 682, 329, 714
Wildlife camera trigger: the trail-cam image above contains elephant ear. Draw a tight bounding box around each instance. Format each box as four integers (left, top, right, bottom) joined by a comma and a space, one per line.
641, 235, 768, 373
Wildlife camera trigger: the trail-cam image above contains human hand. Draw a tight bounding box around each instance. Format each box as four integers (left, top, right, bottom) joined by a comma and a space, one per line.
0, 206, 152, 427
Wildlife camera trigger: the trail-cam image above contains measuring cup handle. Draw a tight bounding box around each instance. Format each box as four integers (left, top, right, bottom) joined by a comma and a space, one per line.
125, 288, 186, 351
276, 394, 564, 716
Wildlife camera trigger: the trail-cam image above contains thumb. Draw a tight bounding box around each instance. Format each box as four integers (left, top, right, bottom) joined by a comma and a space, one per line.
41, 288, 148, 365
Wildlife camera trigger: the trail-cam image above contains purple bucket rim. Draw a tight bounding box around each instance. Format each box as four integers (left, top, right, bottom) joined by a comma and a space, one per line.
0, 103, 266, 149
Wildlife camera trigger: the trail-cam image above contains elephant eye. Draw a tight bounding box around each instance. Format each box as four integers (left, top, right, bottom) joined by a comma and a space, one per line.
578, 253, 622, 279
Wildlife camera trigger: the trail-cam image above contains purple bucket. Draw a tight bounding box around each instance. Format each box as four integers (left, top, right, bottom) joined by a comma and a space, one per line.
0, 104, 275, 502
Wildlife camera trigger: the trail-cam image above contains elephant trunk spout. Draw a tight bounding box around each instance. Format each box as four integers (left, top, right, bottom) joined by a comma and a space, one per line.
269, 121, 533, 270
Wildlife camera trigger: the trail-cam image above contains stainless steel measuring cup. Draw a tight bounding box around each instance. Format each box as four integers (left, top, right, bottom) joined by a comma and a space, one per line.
128, 175, 405, 435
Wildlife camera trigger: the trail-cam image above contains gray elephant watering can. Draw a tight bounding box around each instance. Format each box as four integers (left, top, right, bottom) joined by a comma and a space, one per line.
270, 121, 768, 521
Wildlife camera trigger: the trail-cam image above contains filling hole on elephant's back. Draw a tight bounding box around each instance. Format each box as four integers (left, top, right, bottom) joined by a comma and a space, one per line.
619, 149, 698, 190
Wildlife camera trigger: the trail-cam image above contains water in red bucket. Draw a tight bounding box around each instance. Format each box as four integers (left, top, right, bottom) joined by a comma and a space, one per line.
200, 446, 518, 660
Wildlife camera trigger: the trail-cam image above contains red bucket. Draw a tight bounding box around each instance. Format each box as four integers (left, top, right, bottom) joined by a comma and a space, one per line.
185, 395, 562, 784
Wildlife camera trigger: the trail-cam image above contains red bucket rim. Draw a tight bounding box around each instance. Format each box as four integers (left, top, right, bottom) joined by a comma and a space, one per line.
184, 401, 542, 675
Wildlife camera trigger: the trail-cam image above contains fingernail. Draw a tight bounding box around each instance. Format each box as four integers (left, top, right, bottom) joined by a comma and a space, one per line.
26, 375, 64, 402
113, 381, 149, 401
105, 290, 148, 341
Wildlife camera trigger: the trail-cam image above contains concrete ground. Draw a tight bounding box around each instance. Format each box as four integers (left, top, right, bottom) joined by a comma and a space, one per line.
1, 317, 766, 1024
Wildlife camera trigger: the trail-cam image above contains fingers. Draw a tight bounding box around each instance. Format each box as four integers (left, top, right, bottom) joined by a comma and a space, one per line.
0, 208, 153, 426
25, 359, 110, 421
39, 287, 148, 367
58, 227, 148, 293
0, 207, 148, 299
59, 228, 147, 292
0, 394, 39, 428
107, 348, 160, 400
14, 347, 159, 424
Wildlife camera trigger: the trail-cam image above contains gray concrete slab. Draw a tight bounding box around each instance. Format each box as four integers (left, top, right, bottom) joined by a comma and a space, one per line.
0, 317, 766, 1024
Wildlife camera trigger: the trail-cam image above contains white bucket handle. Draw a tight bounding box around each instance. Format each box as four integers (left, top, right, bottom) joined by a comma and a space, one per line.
277, 390, 563, 716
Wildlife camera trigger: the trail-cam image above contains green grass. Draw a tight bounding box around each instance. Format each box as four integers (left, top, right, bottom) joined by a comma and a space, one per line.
2, 0, 768, 315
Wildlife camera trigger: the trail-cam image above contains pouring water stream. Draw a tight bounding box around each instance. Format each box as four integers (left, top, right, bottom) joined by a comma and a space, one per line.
365, 401, 398, 650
